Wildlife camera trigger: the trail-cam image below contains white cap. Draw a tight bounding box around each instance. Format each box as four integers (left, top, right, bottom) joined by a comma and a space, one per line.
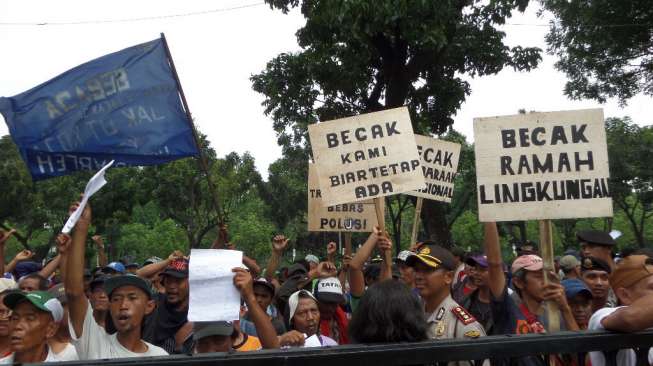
0, 278, 17, 293
397, 250, 414, 262
304, 254, 319, 264
314, 277, 344, 303
288, 290, 317, 321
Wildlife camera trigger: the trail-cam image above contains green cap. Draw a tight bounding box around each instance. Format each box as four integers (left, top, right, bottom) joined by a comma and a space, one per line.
4, 291, 63, 322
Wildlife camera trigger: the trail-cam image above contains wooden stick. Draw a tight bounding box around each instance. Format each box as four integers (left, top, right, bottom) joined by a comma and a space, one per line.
374, 197, 392, 265
344, 232, 352, 256
539, 219, 560, 333
410, 197, 423, 247
160, 33, 226, 228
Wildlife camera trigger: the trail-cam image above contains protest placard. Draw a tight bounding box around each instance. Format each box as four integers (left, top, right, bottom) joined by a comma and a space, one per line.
308, 107, 424, 206
406, 134, 461, 203
307, 163, 378, 232
474, 108, 612, 222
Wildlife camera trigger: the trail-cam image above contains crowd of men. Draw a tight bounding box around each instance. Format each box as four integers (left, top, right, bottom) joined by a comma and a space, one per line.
0, 201, 651, 365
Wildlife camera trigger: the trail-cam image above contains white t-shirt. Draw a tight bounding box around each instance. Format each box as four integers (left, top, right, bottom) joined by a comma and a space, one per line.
588, 307, 653, 366
69, 301, 168, 360
0, 345, 74, 363
54, 342, 79, 361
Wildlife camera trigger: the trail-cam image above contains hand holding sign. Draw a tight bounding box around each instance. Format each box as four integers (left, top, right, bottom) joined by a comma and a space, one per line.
62, 160, 113, 234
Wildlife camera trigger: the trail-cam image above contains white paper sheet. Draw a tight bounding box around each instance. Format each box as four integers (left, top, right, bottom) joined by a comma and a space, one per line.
188, 249, 243, 322
61, 160, 114, 234
304, 334, 323, 348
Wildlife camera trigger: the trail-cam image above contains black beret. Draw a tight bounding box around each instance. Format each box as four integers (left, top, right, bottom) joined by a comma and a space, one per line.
577, 230, 616, 246
580, 256, 612, 274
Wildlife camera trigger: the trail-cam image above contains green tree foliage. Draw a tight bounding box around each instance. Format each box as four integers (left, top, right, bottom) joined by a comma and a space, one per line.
544, 0, 653, 103
252, 0, 541, 244
605, 117, 653, 247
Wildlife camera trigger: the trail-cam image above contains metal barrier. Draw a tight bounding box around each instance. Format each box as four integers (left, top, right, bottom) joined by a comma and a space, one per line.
25, 330, 653, 366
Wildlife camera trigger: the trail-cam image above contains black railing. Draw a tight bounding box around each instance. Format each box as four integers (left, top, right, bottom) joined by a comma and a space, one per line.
27, 330, 653, 366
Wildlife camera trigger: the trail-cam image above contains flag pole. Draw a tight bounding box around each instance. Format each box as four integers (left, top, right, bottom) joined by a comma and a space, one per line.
160, 33, 227, 240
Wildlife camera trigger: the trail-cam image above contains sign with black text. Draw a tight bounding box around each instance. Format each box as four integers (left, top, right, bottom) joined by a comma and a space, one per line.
307, 163, 378, 232
308, 107, 424, 206
474, 109, 612, 222
406, 134, 461, 203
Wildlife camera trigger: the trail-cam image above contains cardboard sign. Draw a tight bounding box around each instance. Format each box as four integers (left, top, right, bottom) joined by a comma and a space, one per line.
474, 108, 612, 222
406, 135, 461, 203
307, 163, 378, 232
308, 107, 424, 206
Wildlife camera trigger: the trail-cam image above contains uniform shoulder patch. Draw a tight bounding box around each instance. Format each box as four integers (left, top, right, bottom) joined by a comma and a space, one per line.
464, 329, 481, 338
451, 306, 476, 325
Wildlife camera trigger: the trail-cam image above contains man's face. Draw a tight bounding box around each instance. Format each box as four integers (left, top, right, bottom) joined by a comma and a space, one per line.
0, 295, 12, 337
468, 264, 489, 288
568, 294, 592, 329
413, 262, 452, 300
309, 262, 318, 271
292, 297, 320, 336
90, 285, 109, 311
162, 275, 189, 306
618, 267, 653, 305
19, 278, 40, 292
109, 285, 154, 333
195, 335, 231, 353
252, 285, 273, 311
9, 302, 55, 353
514, 270, 545, 302
581, 270, 610, 299
581, 243, 611, 261
398, 263, 415, 287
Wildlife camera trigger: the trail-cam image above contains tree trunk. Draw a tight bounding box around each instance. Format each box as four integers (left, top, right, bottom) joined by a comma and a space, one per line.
421, 200, 453, 249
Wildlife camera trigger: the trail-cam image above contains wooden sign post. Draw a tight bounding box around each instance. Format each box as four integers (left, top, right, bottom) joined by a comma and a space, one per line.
473, 108, 613, 333
410, 197, 423, 246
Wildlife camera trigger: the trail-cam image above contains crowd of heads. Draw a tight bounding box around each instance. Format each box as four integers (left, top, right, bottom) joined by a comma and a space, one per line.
0, 211, 651, 364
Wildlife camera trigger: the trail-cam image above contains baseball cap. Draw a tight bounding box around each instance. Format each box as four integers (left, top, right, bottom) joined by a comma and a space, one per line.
406, 243, 457, 271
253, 278, 275, 296
559, 255, 580, 271
561, 279, 593, 300
160, 258, 189, 279
286, 263, 308, 278
511, 255, 544, 274
610, 255, 653, 290
0, 278, 17, 293
125, 263, 140, 269
304, 254, 319, 265
90, 275, 110, 290
314, 277, 345, 304
580, 256, 611, 274
103, 274, 153, 299
193, 321, 234, 340
465, 255, 488, 268
143, 256, 162, 266
103, 262, 126, 274
4, 291, 63, 322
14, 261, 42, 279
48, 283, 67, 304
288, 290, 318, 321
396, 250, 414, 264
577, 230, 617, 246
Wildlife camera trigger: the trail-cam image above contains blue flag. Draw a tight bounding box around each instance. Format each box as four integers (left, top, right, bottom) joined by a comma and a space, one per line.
0, 37, 199, 180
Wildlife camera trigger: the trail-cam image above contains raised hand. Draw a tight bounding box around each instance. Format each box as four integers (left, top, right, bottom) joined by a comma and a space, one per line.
272, 235, 289, 254
0, 229, 16, 246
15, 249, 34, 261
91, 235, 104, 249
326, 242, 337, 257
56, 233, 72, 255
232, 267, 254, 299
316, 261, 337, 278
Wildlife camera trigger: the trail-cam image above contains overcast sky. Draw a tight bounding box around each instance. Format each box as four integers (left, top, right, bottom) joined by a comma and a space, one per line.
1, 0, 650, 179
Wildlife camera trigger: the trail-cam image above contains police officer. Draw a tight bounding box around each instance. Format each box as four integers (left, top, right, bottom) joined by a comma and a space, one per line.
407, 242, 486, 366
580, 256, 617, 310
577, 230, 617, 270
